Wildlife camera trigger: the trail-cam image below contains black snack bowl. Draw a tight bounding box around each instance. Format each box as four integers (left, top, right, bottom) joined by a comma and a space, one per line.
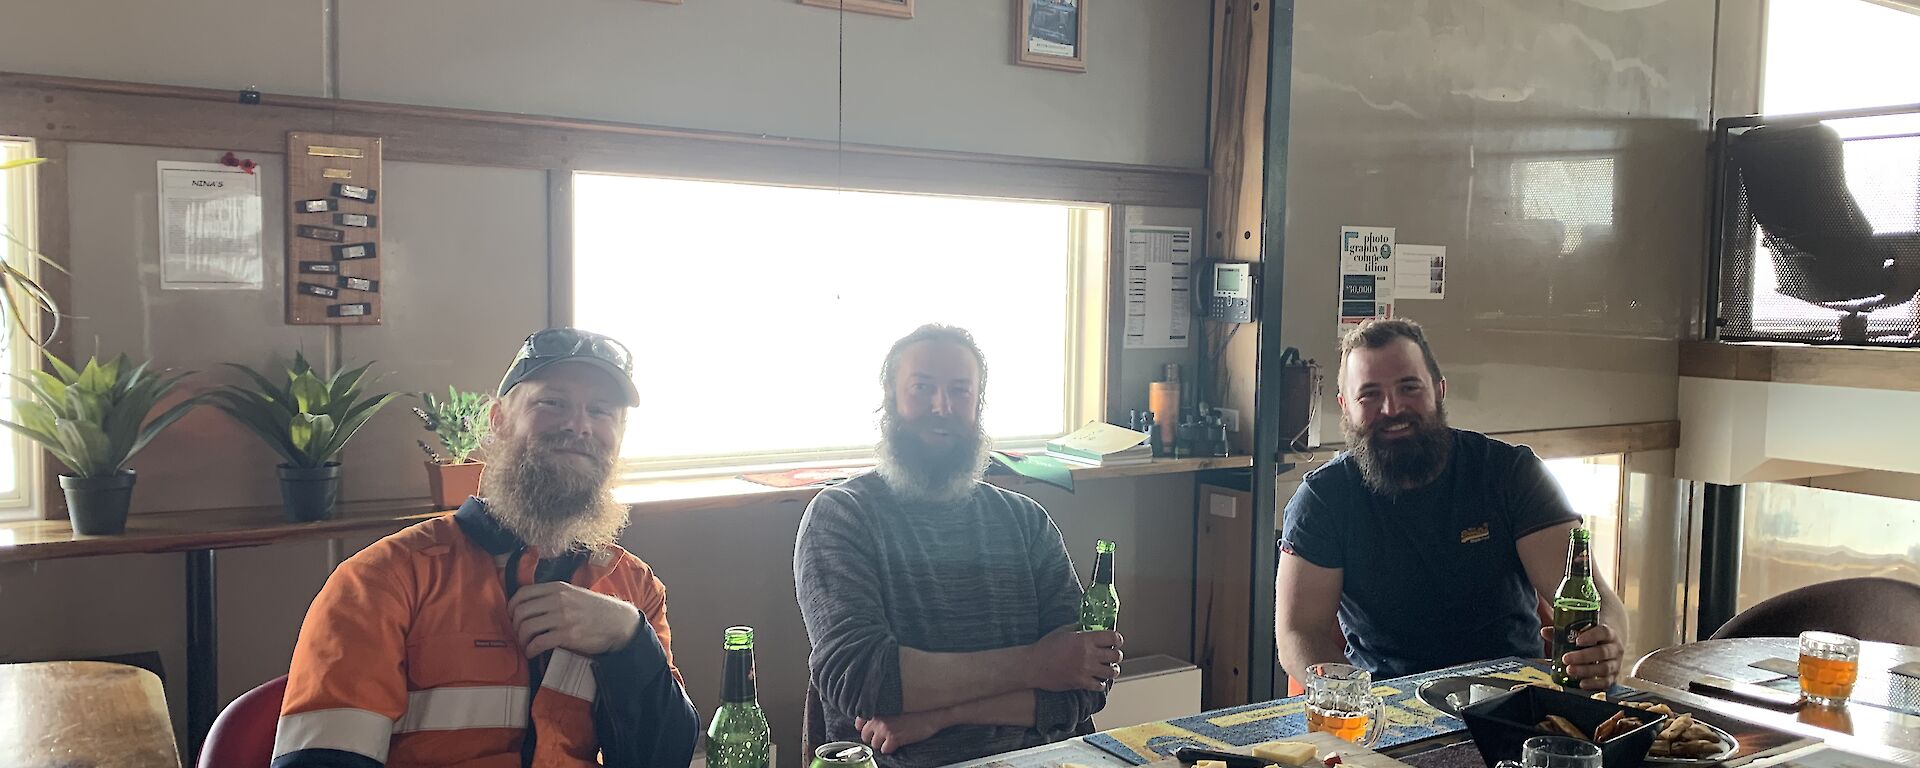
1460, 686, 1667, 768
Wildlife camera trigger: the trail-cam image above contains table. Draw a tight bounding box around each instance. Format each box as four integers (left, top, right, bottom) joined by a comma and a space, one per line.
979, 649, 1920, 768
1633, 637, 1920, 761
0, 661, 181, 768
939, 731, 1407, 768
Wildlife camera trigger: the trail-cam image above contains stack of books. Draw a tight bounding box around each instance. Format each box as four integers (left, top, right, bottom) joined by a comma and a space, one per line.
1044, 421, 1152, 467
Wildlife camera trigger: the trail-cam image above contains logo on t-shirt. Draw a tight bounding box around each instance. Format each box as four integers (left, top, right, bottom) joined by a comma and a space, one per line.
474, 639, 509, 648
1459, 523, 1491, 544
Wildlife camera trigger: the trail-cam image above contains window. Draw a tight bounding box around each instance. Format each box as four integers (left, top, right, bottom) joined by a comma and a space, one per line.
1738, 483, 1920, 612
0, 138, 41, 518
571, 173, 1108, 473
1543, 454, 1624, 586
1746, 0, 1920, 335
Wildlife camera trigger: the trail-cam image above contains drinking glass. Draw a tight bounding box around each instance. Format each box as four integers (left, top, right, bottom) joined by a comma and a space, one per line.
1304, 662, 1386, 747
1492, 735, 1603, 768
1798, 631, 1860, 706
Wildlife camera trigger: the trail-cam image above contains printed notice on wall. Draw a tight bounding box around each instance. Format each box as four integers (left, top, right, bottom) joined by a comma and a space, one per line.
1124, 225, 1192, 349
1396, 244, 1446, 300
157, 161, 263, 290
1337, 225, 1395, 341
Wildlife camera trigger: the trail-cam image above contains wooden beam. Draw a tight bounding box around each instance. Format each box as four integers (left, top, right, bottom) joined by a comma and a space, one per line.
0, 72, 1205, 209
1677, 340, 1774, 381
1204, 0, 1269, 456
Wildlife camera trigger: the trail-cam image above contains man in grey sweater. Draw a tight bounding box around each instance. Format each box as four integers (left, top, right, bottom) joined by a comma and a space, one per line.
794, 324, 1124, 768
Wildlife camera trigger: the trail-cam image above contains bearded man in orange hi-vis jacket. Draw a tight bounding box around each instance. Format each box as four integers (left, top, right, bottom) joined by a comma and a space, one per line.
273, 328, 699, 768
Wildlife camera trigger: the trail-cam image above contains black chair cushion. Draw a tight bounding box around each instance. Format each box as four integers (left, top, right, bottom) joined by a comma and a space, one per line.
1711, 577, 1920, 646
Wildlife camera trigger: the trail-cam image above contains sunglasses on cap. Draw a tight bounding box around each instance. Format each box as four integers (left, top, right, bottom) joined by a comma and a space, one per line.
515, 328, 633, 372
498, 328, 639, 404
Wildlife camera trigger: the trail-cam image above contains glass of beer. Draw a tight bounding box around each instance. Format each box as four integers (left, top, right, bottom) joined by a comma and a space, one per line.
1305, 663, 1387, 747
1798, 631, 1860, 707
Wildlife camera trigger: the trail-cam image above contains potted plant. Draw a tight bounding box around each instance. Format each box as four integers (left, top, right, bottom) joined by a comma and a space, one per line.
0, 354, 200, 535
208, 352, 397, 522
412, 387, 491, 510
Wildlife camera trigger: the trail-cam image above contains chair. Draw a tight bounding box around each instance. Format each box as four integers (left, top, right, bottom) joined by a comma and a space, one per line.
1710, 577, 1920, 646
1729, 122, 1920, 342
198, 675, 287, 768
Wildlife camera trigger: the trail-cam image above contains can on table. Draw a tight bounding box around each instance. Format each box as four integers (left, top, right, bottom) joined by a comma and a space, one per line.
811, 741, 878, 768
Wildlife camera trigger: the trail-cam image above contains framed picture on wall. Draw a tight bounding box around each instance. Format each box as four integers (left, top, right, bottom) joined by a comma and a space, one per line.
1017, 0, 1086, 72
799, 0, 914, 19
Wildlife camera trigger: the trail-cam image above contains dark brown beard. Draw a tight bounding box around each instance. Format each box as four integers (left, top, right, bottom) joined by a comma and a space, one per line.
875, 410, 990, 503
1344, 403, 1453, 498
479, 429, 628, 554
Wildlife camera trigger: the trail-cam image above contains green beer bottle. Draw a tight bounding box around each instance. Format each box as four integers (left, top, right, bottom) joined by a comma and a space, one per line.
1079, 539, 1120, 632
1550, 527, 1601, 687
707, 626, 771, 768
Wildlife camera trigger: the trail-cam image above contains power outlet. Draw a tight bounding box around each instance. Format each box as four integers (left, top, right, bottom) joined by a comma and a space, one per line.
1215, 407, 1241, 433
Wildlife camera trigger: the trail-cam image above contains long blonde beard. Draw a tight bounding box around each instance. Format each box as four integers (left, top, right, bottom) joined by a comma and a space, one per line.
874, 411, 990, 504
479, 430, 630, 555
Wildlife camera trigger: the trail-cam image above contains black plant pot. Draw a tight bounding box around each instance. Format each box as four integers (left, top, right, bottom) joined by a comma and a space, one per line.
60, 469, 137, 535
278, 463, 342, 522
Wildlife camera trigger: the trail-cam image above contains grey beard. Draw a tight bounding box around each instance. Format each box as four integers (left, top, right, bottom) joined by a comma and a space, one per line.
874, 413, 991, 504
479, 433, 629, 554
1344, 404, 1453, 499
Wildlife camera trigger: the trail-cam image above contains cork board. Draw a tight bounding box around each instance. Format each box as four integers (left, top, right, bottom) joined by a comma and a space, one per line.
285, 132, 382, 325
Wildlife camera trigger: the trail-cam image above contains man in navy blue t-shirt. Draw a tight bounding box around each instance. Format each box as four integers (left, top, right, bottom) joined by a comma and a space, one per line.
1276, 319, 1627, 687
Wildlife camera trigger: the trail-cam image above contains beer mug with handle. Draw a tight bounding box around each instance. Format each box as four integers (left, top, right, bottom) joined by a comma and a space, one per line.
1304, 663, 1387, 747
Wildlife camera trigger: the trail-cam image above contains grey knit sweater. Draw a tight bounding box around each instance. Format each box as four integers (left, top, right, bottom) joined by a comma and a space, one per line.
793, 473, 1106, 768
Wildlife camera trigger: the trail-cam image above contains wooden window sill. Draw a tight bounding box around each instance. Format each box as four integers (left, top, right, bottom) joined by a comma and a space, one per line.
0, 455, 1251, 564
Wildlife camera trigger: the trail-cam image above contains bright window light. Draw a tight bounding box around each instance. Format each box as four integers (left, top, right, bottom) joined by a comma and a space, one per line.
0, 137, 40, 517
571, 173, 1106, 471
1749, 0, 1920, 334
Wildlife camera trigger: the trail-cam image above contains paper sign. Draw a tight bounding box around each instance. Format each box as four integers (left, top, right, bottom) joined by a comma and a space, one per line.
1396, 244, 1446, 300
157, 161, 263, 290
1337, 226, 1395, 341
1124, 226, 1192, 349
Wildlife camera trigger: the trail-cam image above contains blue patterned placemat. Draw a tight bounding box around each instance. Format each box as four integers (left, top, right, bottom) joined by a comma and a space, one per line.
1085, 657, 1570, 764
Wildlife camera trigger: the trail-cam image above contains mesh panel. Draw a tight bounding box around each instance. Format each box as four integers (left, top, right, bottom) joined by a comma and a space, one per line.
1716, 110, 1920, 345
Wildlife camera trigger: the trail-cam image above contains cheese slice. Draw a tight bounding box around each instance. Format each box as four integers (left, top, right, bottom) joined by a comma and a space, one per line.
1195, 760, 1227, 768
1250, 741, 1319, 766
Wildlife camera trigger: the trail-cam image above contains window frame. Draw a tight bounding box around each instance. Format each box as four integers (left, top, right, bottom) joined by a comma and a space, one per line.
0, 137, 43, 520
566, 172, 1112, 478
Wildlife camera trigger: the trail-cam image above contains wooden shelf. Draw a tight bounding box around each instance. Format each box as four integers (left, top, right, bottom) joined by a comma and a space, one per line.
1680, 340, 1920, 393
0, 498, 445, 564
1280, 420, 1681, 469
0, 456, 1249, 564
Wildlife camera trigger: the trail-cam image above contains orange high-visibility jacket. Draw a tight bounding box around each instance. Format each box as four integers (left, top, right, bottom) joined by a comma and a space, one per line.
272, 499, 700, 768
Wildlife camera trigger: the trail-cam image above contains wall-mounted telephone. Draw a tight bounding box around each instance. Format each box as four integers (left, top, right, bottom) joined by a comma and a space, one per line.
1209, 262, 1255, 323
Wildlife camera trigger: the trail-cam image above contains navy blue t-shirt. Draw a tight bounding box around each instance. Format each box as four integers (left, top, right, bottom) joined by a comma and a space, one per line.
1280, 429, 1580, 679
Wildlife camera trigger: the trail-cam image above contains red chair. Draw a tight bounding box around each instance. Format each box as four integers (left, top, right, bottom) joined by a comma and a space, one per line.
198, 675, 288, 768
